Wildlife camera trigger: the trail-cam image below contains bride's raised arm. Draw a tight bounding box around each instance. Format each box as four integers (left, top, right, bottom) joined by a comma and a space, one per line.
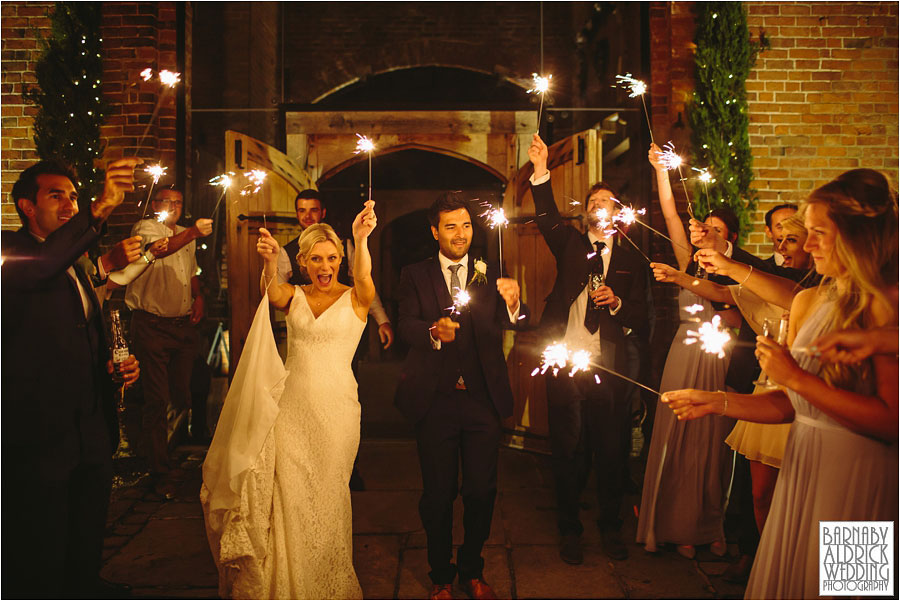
350, 200, 377, 318
257, 227, 296, 310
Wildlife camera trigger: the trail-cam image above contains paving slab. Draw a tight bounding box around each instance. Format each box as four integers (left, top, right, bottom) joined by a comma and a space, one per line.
354, 534, 402, 599
102, 517, 217, 588
352, 490, 423, 534
154, 500, 204, 519
498, 448, 553, 490
615, 548, 716, 599
511, 544, 624, 599
356, 440, 424, 490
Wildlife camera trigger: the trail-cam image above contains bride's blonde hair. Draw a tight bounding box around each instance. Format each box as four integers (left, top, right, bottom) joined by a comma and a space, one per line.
296, 223, 343, 272
803, 168, 898, 388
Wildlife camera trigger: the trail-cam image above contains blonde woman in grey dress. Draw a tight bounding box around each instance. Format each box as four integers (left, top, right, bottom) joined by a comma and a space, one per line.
663, 169, 898, 598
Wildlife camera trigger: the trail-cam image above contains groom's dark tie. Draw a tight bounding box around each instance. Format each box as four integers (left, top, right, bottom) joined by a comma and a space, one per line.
449, 263, 463, 293
583, 241, 606, 335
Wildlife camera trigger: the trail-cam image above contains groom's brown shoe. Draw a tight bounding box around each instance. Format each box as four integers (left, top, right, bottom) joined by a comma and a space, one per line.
430, 584, 453, 600
460, 577, 497, 600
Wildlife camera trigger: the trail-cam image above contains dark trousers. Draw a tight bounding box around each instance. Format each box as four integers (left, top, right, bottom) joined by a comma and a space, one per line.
547, 372, 631, 535
131, 310, 199, 473
415, 389, 501, 585
3, 456, 112, 598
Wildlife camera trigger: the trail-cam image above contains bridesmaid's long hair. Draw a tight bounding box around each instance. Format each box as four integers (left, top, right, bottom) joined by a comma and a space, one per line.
803, 168, 898, 389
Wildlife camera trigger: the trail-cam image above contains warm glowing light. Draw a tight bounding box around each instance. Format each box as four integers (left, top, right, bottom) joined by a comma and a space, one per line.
452, 288, 471, 313
539, 342, 571, 377
140, 67, 153, 81
482, 207, 509, 229
159, 70, 181, 87
240, 169, 267, 196
695, 167, 714, 183
684, 314, 732, 358
209, 171, 234, 189
144, 163, 167, 184
656, 141, 683, 171
569, 349, 593, 377
683, 304, 705, 315
156, 210, 170, 223
615, 73, 648, 98
529, 73, 552, 95
354, 134, 376, 154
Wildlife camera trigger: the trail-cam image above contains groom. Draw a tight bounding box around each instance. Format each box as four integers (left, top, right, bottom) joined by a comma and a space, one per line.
395, 192, 528, 600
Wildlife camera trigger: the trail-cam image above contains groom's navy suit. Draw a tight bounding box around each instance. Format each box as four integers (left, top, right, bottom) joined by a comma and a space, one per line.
532, 179, 651, 537
1, 210, 118, 598
396, 253, 528, 584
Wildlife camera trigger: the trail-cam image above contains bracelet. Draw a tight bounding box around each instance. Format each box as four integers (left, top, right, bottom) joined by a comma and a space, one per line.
738, 265, 753, 287
720, 391, 729, 416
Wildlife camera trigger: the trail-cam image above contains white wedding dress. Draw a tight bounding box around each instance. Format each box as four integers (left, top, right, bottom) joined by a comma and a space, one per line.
202, 287, 365, 599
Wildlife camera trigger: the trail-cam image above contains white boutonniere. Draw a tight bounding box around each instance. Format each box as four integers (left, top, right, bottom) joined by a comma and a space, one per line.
469, 258, 487, 286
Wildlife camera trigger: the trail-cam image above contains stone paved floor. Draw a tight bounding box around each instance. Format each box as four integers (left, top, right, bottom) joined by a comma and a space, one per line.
101, 440, 747, 599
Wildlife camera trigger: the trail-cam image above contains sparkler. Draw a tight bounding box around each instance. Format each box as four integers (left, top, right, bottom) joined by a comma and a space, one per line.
528, 73, 552, 132
481, 206, 509, 270
615, 73, 654, 144
684, 314, 732, 358
684, 304, 705, 315
155, 209, 170, 224
139, 163, 167, 221
693, 167, 714, 215
354, 134, 376, 199
132, 68, 182, 156
532, 342, 661, 395
241, 169, 267, 196
449, 288, 471, 315
209, 171, 235, 219
656, 141, 695, 219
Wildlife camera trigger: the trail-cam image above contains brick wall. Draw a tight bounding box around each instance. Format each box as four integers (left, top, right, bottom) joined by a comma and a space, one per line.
1, 1, 179, 244
1, 1, 54, 228
744, 1, 899, 255
648, 2, 898, 258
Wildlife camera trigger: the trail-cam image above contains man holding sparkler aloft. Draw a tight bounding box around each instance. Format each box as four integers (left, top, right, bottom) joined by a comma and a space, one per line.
125, 186, 213, 498
395, 192, 528, 600
528, 134, 651, 564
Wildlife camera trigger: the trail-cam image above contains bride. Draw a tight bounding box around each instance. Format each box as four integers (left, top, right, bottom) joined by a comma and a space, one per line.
201, 201, 377, 599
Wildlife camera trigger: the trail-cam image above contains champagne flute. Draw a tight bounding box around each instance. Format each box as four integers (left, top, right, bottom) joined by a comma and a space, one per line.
753, 317, 789, 389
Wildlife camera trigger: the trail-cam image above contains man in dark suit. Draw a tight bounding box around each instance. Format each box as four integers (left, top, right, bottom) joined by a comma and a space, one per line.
395, 192, 528, 600
528, 134, 651, 563
1, 159, 141, 598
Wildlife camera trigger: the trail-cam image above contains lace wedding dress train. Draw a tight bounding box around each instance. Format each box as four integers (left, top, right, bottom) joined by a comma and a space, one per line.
202, 287, 366, 599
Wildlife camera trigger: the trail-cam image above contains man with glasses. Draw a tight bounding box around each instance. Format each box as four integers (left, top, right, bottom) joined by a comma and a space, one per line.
125, 186, 213, 498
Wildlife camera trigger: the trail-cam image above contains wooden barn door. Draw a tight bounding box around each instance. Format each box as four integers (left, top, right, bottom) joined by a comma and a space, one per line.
224, 131, 315, 371
501, 129, 602, 453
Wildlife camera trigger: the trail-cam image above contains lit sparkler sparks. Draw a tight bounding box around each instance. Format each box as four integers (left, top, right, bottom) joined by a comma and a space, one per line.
450, 288, 471, 315
145, 163, 166, 184
528, 73, 552, 132
138, 163, 168, 221
156, 209, 170, 224
536, 342, 571, 377
210, 171, 235, 219
615, 73, 647, 98
694, 167, 714, 215
683, 304, 705, 315
684, 314, 732, 358
354, 134, 376, 199
481, 205, 509, 271
240, 169, 267, 196
657, 141, 695, 218
354, 134, 375, 155
159, 70, 181, 88
569, 349, 593, 377
656, 141, 683, 171
532, 341, 662, 395
140, 68, 153, 81
615, 73, 654, 143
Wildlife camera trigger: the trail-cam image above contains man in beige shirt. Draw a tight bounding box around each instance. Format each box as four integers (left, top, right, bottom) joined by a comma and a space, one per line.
126, 186, 213, 497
